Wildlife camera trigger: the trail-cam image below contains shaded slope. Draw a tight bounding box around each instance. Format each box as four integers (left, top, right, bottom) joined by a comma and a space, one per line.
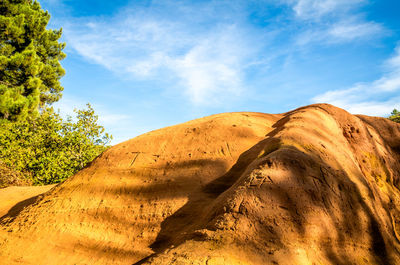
0, 185, 55, 218
142, 104, 400, 265
1, 104, 400, 264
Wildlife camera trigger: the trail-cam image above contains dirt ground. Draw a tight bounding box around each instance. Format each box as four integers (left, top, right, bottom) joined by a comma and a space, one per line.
0, 185, 55, 218
1, 104, 400, 265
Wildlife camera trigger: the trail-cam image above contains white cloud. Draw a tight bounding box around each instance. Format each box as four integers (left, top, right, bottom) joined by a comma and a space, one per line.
169, 28, 244, 104
284, 0, 366, 20
281, 0, 386, 46
313, 45, 400, 116
328, 20, 384, 41
387, 46, 400, 68
296, 19, 384, 45
62, 2, 258, 106
332, 100, 400, 116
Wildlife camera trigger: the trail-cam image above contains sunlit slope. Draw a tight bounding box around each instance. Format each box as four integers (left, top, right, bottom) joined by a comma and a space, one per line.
1, 104, 400, 264
0, 111, 280, 265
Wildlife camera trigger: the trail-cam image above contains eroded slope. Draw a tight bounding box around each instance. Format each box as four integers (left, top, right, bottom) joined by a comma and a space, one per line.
142, 104, 400, 265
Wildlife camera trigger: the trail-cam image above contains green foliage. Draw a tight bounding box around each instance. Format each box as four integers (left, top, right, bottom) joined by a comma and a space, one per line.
0, 104, 112, 185
389, 109, 400, 123
0, 0, 65, 120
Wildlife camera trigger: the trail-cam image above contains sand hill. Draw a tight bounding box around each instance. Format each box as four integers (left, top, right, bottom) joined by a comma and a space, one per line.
1, 104, 400, 264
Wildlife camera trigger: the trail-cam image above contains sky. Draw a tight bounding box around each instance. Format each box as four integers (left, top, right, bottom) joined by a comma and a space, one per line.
38, 0, 400, 144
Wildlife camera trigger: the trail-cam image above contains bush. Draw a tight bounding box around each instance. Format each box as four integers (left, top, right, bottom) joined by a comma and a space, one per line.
0, 104, 112, 185
389, 109, 400, 123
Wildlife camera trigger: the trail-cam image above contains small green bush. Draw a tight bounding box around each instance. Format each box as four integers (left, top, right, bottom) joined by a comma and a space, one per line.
389, 109, 400, 123
0, 104, 112, 185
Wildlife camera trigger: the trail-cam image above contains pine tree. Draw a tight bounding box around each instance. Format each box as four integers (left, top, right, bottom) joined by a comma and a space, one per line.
0, 0, 65, 120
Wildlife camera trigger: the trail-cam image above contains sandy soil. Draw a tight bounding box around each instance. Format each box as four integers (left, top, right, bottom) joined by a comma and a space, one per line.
1, 104, 400, 264
0, 185, 56, 218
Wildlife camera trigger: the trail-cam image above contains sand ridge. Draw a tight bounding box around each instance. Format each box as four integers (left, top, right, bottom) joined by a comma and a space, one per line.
1, 104, 400, 264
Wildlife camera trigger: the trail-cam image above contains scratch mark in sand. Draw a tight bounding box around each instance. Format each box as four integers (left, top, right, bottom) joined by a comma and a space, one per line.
130, 153, 140, 167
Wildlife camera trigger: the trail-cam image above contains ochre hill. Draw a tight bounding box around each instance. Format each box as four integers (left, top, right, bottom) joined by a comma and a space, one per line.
1, 104, 400, 264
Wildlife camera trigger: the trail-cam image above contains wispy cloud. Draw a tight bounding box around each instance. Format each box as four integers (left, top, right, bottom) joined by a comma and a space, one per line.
284, 0, 366, 20
168, 27, 245, 104
62, 2, 262, 105
296, 19, 385, 45
280, 0, 386, 46
328, 20, 384, 41
313, 45, 400, 116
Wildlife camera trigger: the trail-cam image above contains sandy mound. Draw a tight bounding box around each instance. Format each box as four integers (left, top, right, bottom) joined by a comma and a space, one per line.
1, 104, 400, 264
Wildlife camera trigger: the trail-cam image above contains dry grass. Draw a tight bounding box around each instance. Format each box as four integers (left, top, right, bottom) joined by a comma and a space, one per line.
0, 161, 31, 189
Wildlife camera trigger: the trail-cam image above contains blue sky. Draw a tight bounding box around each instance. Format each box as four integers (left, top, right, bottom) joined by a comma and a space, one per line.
39, 0, 400, 143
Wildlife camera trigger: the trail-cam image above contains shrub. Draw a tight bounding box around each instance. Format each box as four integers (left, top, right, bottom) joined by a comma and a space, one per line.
389, 109, 400, 123
0, 104, 112, 185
